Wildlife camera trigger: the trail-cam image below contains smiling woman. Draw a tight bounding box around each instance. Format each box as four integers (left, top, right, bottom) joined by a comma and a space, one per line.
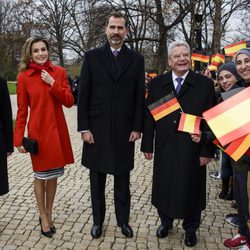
14, 36, 74, 239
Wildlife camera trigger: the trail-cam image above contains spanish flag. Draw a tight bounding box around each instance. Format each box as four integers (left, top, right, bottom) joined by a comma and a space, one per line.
213, 135, 250, 161
148, 93, 181, 121
191, 53, 210, 63
224, 41, 247, 56
178, 113, 201, 134
208, 64, 218, 71
211, 53, 225, 66
203, 87, 250, 146
224, 134, 250, 161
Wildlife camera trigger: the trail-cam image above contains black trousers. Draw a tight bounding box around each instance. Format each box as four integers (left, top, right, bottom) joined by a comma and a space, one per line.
233, 171, 249, 237
90, 170, 130, 226
158, 209, 201, 233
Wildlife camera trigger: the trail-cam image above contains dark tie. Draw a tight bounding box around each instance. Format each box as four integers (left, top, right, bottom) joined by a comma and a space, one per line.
176, 77, 183, 94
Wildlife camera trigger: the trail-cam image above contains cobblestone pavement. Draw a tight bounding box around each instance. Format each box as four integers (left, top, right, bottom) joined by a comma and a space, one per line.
0, 96, 237, 249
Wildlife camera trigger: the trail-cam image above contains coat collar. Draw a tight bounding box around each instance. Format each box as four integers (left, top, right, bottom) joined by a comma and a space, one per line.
161, 70, 197, 96
25, 62, 55, 76
98, 41, 134, 80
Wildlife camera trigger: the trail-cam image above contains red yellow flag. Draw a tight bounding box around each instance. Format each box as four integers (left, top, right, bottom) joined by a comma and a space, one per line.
224, 41, 247, 56
224, 134, 250, 161
211, 53, 225, 66
148, 93, 181, 121
213, 135, 250, 161
178, 113, 201, 134
191, 53, 210, 63
203, 87, 250, 146
208, 64, 218, 71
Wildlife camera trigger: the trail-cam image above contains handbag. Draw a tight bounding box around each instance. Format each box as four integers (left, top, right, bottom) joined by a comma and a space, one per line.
22, 137, 39, 155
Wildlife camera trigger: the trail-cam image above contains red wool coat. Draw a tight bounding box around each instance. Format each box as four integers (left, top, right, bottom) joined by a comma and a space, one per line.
14, 63, 74, 171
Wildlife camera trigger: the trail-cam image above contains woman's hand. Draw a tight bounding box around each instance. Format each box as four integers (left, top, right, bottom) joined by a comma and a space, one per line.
41, 70, 55, 86
17, 146, 27, 153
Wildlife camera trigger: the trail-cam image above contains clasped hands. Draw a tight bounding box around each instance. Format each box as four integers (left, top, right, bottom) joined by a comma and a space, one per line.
81, 131, 141, 144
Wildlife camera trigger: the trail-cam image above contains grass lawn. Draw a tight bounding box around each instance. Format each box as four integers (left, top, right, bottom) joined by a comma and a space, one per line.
8, 81, 17, 95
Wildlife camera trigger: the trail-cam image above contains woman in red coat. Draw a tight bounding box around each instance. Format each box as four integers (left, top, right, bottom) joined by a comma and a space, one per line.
14, 37, 74, 238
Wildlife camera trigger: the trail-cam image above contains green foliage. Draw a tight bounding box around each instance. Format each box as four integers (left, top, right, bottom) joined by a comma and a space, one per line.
7, 82, 17, 95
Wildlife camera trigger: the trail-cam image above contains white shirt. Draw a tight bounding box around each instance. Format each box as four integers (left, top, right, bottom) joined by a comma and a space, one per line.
172, 70, 189, 90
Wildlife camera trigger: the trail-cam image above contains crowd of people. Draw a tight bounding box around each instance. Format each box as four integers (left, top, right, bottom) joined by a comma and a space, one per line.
1, 10, 250, 249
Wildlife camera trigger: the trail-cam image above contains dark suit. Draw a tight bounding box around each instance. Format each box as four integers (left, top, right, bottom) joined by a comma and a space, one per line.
77, 42, 145, 225
141, 70, 215, 232
0, 77, 13, 196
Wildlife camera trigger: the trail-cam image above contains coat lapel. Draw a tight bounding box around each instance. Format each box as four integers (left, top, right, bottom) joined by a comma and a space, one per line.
98, 42, 116, 79
116, 45, 133, 80
177, 70, 196, 97
161, 72, 175, 95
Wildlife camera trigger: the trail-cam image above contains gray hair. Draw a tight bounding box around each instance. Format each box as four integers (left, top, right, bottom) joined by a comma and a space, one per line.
168, 41, 190, 58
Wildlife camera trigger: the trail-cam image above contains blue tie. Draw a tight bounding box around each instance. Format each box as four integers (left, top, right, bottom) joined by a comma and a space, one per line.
176, 77, 183, 94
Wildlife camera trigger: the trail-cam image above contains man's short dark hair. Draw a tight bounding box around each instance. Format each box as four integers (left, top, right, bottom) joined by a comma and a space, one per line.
105, 11, 128, 28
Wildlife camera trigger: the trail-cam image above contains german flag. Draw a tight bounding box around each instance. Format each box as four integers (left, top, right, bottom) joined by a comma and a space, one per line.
224, 41, 247, 56
178, 113, 201, 134
203, 87, 250, 146
148, 93, 181, 121
191, 53, 210, 63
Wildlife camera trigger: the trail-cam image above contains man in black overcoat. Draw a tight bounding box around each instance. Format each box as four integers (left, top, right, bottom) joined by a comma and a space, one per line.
141, 41, 215, 247
77, 11, 145, 238
0, 77, 13, 196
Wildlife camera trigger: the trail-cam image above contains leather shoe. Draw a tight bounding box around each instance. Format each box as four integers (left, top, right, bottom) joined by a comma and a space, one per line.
156, 224, 169, 238
91, 224, 102, 239
118, 224, 133, 238
184, 232, 197, 247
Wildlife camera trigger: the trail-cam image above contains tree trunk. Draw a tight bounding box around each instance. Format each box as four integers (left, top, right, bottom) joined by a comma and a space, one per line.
155, 0, 167, 74
212, 0, 221, 54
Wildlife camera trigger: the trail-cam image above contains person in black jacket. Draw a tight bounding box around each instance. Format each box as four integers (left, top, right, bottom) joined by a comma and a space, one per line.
77, 11, 145, 239
141, 41, 215, 247
0, 77, 13, 196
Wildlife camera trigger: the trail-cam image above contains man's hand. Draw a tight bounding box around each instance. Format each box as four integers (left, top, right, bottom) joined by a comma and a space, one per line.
81, 131, 94, 144
129, 131, 141, 142
190, 132, 201, 143
144, 152, 153, 160
200, 157, 212, 166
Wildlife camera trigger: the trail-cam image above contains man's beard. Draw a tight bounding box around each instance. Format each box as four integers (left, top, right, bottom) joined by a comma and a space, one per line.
109, 36, 123, 46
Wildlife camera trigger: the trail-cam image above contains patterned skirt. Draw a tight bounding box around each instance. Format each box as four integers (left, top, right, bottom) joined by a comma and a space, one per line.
33, 167, 64, 180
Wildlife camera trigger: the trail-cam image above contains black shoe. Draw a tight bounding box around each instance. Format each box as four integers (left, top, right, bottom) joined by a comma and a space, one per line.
156, 224, 169, 238
184, 232, 197, 247
225, 213, 239, 228
118, 224, 133, 238
91, 224, 102, 239
231, 202, 238, 209
225, 189, 233, 200
50, 225, 56, 234
39, 218, 52, 238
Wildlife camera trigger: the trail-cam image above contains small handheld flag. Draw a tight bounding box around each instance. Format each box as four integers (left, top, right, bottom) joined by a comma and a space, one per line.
178, 113, 201, 134
148, 93, 181, 121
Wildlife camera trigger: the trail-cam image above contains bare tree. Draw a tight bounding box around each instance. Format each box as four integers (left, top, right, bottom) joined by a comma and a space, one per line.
36, 0, 73, 66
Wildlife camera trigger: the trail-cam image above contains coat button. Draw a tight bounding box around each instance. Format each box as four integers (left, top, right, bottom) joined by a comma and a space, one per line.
173, 120, 177, 124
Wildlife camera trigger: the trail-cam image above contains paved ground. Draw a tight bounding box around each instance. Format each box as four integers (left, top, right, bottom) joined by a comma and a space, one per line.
0, 95, 237, 249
